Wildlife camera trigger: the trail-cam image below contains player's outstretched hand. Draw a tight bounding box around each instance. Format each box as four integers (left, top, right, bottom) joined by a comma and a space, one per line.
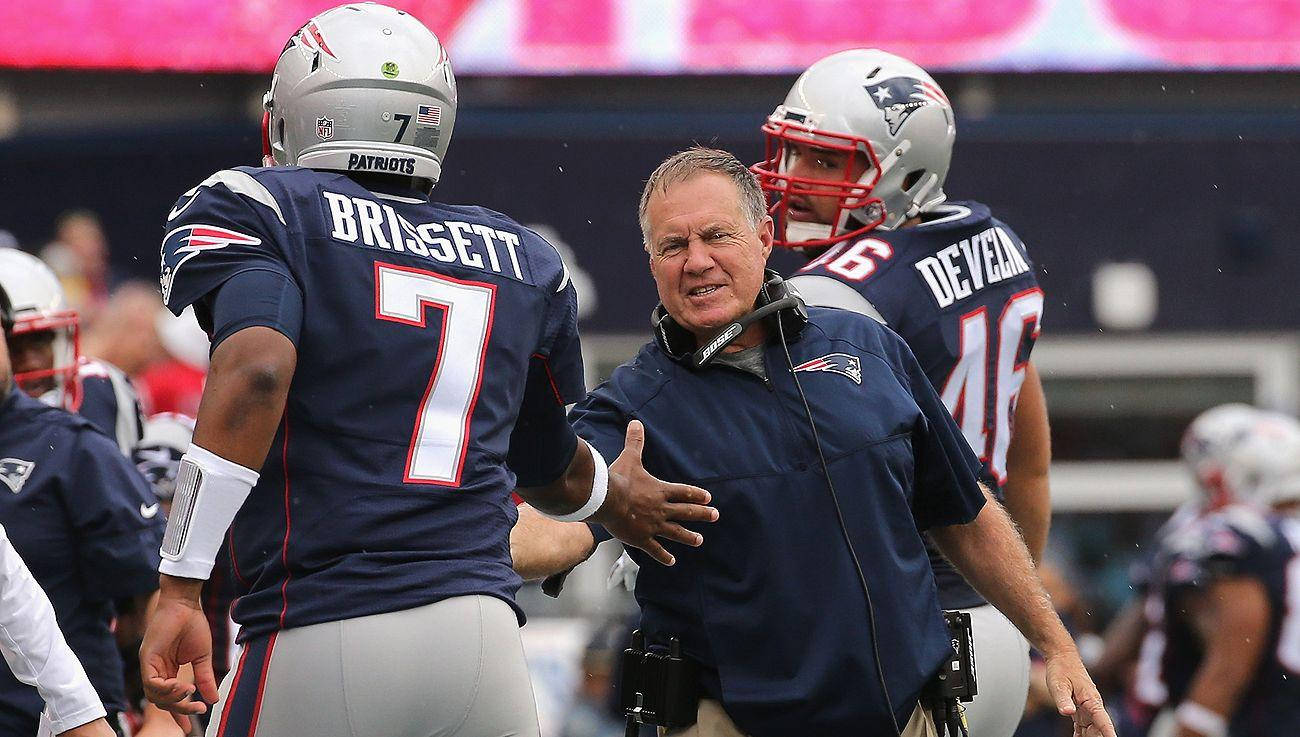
140, 579, 219, 731
596, 420, 718, 566
1044, 651, 1117, 737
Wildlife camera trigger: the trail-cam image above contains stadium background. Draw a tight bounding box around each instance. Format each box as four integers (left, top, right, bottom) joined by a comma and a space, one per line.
2, 1, 1298, 734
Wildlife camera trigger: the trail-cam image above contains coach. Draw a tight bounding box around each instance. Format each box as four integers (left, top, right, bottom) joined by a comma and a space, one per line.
570, 148, 1113, 737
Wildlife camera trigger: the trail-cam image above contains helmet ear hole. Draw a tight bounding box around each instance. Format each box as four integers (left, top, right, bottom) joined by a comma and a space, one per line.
310, 51, 321, 73
903, 169, 927, 192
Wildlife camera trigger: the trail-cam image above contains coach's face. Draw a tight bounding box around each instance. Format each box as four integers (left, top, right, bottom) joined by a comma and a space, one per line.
646, 172, 774, 344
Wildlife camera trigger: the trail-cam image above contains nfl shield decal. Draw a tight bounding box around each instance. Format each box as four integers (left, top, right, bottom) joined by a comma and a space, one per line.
316, 116, 335, 141
793, 353, 862, 385
0, 458, 34, 494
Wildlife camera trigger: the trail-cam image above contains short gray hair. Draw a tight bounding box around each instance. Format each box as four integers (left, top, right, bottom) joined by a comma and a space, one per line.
638, 147, 768, 249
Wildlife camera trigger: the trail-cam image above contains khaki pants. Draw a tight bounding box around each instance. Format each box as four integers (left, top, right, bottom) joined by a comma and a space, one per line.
664, 699, 938, 737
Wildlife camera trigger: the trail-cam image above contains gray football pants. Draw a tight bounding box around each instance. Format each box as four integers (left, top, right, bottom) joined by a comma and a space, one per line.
205, 595, 539, 737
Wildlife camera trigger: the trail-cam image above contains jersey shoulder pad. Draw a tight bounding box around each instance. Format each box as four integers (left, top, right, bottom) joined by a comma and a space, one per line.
161, 168, 295, 311
787, 274, 886, 323
912, 200, 992, 232
166, 167, 288, 228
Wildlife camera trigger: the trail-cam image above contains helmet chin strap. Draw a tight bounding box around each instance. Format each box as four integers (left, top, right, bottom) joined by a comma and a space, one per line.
784, 220, 836, 243
261, 109, 277, 167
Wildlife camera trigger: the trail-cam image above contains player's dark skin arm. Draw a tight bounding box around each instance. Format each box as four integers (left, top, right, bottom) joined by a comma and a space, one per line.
931, 487, 1116, 737
516, 421, 718, 566
142, 326, 296, 728
1173, 578, 1270, 737
1002, 361, 1051, 564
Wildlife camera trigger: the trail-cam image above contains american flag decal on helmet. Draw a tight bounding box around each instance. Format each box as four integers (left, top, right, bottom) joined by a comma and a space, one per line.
793, 353, 862, 385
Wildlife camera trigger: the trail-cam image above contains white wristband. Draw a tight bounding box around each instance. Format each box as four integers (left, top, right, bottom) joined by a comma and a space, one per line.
1175, 702, 1228, 737
541, 442, 608, 523
159, 444, 259, 580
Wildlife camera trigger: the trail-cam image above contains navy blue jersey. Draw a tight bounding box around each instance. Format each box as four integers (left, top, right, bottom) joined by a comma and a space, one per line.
0, 389, 164, 731
1154, 507, 1300, 736
787, 200, 1041, 609
76, 357, 145, 456
160, 166, 585, 641
570, 308, 985, 737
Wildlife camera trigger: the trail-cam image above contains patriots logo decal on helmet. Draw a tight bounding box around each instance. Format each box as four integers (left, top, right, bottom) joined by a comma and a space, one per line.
793, 353, 862, 385
863, 77, 950, 136
160, 225, 262, 304
0, 458, 34, 494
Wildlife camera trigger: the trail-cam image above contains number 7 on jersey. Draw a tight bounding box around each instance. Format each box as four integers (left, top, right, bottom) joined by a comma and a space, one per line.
374, 262, 496, 486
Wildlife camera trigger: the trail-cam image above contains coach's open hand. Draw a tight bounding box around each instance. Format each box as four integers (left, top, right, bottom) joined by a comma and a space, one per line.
140, 577, 220, 731
1044, 649, 1117, 737
593, 420, 718, 565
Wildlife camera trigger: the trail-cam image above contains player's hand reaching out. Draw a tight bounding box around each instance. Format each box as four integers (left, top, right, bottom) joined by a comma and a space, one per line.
594, 420, 718, 565
1043, 650, 1117, 737
139, 577, 220, 732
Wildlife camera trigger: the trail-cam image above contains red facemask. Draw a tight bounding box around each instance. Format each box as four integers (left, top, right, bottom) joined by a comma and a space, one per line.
750, 119, 886, 249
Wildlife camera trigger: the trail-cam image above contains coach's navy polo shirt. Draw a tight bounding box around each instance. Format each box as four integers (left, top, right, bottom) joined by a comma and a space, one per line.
0, 389, 164, 730
571, 307, 985, 737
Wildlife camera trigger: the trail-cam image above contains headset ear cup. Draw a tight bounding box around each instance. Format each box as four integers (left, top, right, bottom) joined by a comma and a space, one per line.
759, 270, 809, 340
651, 303, 697, 362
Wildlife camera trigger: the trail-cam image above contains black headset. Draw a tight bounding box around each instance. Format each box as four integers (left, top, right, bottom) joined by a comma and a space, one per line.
651, 270, 808, 369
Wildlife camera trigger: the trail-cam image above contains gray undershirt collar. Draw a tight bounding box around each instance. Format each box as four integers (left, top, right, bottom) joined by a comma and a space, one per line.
711, 344, 767, 381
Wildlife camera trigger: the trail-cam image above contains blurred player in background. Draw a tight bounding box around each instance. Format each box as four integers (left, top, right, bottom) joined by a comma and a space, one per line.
1136, 411, 1300, 737
1099, 404, 1266, 733
751, 49, 1047, 737
139, 5, 714, 736
0, 279, 165, 736
0, 282, 115, 737
0, 248, 144, 454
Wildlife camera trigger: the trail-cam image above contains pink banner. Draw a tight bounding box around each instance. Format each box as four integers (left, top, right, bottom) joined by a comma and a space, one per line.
0, 0, 477, 71
685, 0, 1038, 70
3, 0, 1300, 72
1104, 0, 1300, 67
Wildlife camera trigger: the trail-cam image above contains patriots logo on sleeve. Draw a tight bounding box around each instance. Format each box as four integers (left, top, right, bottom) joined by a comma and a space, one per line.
793, 353, 862, 385
160, 225, 262, 304
0, 458, 34, 494
863, 77, 950, 136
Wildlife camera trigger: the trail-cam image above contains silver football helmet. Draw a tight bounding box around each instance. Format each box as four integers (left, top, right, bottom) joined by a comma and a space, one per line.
0, 249, 80, 410
752, 49, 955, 247
1180, 403, 1262, 507
1223, 412, 1300, 509
263, 2, 458, 186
